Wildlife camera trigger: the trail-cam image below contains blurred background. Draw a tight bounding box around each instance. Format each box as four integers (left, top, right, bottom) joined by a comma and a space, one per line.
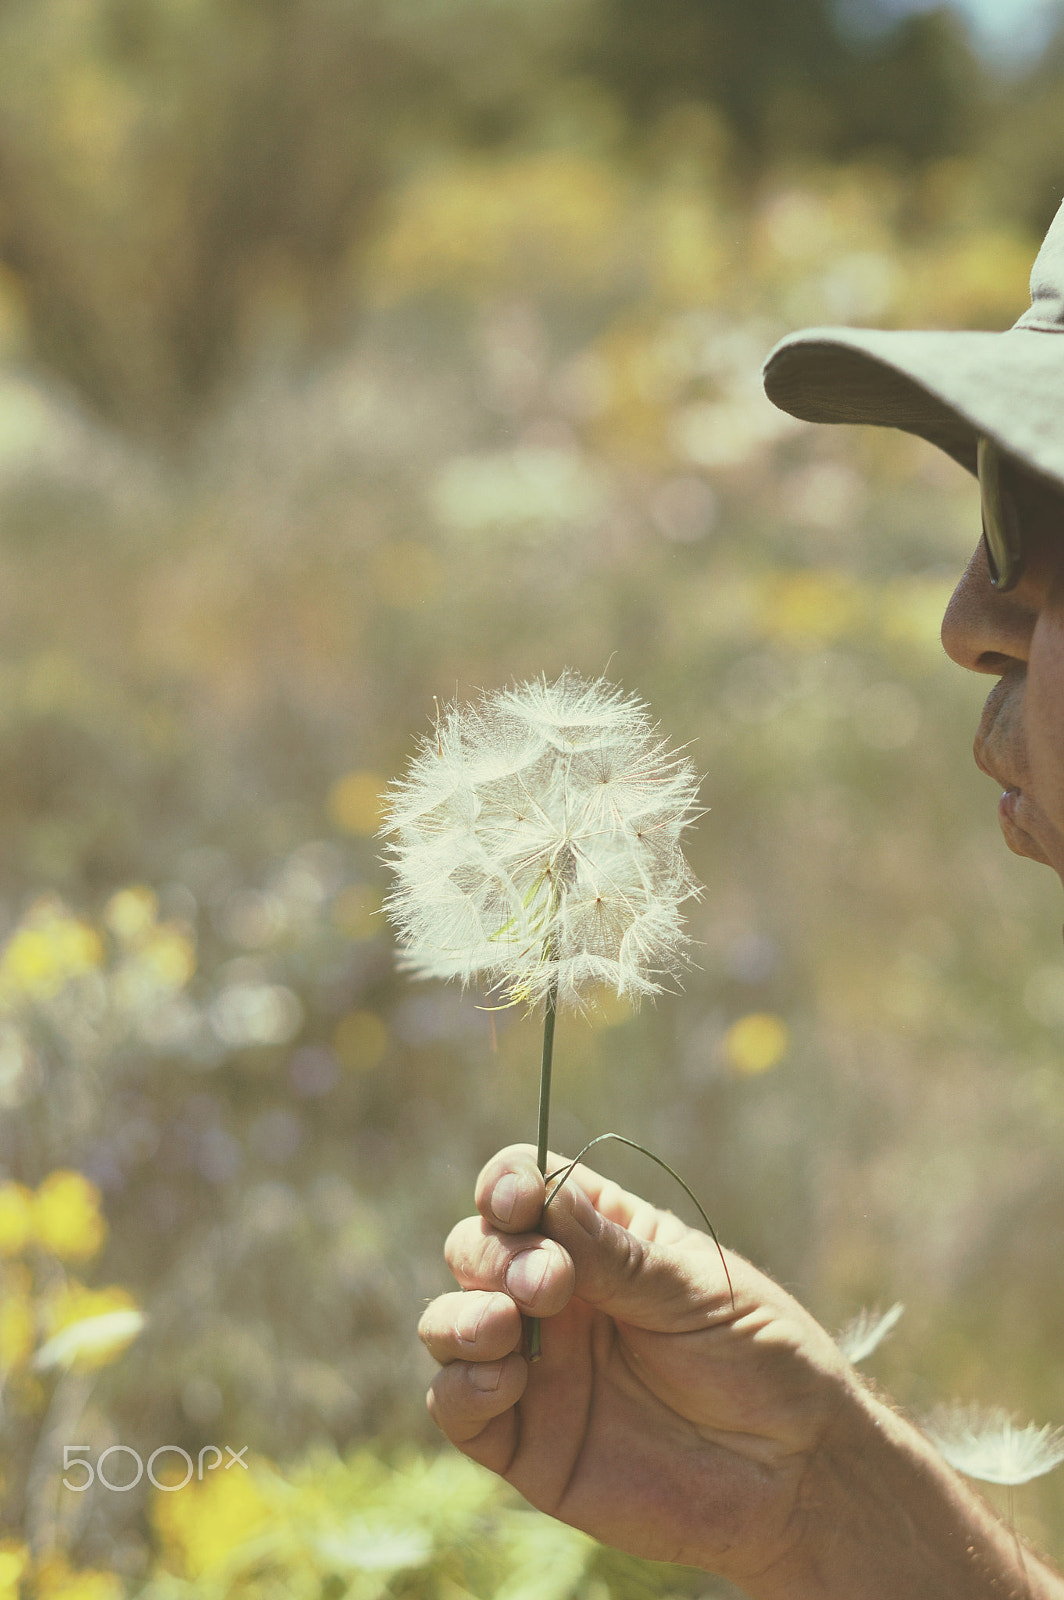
3, 0, 1064, 1594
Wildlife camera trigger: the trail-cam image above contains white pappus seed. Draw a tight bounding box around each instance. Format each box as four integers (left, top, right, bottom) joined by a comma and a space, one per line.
379, 671, 703, 1011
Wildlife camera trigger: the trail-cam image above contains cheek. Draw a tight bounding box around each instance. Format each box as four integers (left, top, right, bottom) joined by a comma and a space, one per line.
1025, 612, 1064, 838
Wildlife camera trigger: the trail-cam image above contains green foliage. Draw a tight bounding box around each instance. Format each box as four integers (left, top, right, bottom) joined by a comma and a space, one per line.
577, 0, 852, 146
0, 0, 1060, 440
0, 0, 590, 439
132, 1443, 733, 1600
836, 9, 987, 165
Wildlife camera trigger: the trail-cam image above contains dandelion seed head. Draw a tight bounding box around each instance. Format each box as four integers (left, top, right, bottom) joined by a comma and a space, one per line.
836, 1302, 904, 1365
380, 671, 702, 1011
923, 1403, 1064, 1486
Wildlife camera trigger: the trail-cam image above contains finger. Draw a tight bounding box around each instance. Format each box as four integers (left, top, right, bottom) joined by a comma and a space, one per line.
426, 1351, 526, 1465
469, 1146, 743, 1325
418, 1290, 523, 1365
474, 1144, 680, 1246
444, 1215, 576, 1315
534, 1168, 743, 1332
563, 1161, 687, 1241
474, 1144, 546, 1233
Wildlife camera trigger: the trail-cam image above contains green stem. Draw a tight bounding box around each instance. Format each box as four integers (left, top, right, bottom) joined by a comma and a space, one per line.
527, 979, 558, 1363
1007, 1485, 1031, 1600
537, 981, 557, 1174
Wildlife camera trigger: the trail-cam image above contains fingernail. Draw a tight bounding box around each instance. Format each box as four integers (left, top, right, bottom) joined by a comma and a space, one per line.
506, 1247, 550, 1307
455, 1296, 485, 1344
491, 1173, 518, 1223
470, 1362, 502, 1391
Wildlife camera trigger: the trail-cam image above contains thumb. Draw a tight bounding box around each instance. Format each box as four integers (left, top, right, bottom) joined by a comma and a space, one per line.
537, 1168, 739, 1334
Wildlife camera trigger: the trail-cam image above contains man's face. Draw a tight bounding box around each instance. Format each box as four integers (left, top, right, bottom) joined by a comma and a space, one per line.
941, 477, 1064, 882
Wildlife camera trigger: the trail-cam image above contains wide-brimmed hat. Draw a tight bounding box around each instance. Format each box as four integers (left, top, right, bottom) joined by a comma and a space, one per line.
762, 199, 1064, 488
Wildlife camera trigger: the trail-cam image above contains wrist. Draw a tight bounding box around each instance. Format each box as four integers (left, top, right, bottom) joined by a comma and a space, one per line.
747, 1379, 1063, 1600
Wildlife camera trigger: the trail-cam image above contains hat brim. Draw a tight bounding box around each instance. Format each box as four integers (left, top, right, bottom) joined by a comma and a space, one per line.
762, 325, 1064, 488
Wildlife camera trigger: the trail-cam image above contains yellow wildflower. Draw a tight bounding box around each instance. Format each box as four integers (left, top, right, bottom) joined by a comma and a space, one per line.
0, 900, 102, 1006
31, 1555, 124, 1600
32, 1171, 106, 1261
153, 1460, 271, 1579
0, 1543, 29, 1600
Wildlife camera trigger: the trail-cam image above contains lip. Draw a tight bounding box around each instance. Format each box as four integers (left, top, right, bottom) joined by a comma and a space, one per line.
970, 677, 1053, 866
998, 786, 1021, 825
973, 743, 1016, 789
971, 674, 1022, 789
994, 784, 1050, 864
972, 744, 1050, 862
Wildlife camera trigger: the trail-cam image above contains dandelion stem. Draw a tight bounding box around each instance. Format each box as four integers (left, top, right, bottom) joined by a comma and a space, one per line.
536, 979, 558, 1175
527, 978, 558, 1364
1006, 1485, 1032, 1600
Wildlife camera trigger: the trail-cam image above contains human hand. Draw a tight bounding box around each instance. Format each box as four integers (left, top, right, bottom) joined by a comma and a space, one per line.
418, 1143, 860, 1592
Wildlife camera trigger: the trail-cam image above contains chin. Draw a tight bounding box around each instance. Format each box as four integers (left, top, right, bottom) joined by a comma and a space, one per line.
999, 815, 1052, 867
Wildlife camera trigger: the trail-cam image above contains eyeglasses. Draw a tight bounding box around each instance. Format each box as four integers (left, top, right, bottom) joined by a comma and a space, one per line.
977, 437, 1025, 593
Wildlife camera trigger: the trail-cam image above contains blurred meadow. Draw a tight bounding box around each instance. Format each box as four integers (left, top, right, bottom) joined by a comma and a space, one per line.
3, 0, 1064, 1594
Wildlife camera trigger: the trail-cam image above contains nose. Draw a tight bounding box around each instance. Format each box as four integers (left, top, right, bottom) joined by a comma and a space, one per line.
940, 538, 1036, 675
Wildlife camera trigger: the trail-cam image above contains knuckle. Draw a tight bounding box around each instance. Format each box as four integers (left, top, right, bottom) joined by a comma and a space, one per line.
444, 1217, 498, 1283
580, 1216, 644, 1303
542, 1172, 599, 1242
476, 1292, 523, 1352
443, 1221, 558, 1296
616, 1225, 646, 1282
426, 1362, 464, 1422
427, 1353, 522, 1433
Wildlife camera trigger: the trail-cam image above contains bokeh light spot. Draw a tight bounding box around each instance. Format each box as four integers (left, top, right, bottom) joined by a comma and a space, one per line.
31, 1171, 106, 1261
209, 983, 302, 1049
104, 886, 158, 942
761, 570, 861, 647
723, 1012, 789, 1075
0, 900, 103, 1004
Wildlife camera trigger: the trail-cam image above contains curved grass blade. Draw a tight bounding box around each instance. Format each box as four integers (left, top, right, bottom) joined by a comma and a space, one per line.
545, 1132, 735, 1311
